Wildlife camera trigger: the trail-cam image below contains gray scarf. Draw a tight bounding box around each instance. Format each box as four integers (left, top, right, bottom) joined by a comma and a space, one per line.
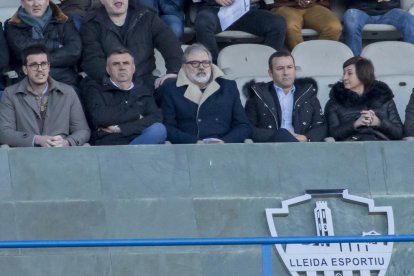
18, 6, 53, 39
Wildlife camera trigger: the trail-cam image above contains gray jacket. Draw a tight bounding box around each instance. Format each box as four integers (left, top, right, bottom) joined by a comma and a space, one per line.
0, 77, 90, 147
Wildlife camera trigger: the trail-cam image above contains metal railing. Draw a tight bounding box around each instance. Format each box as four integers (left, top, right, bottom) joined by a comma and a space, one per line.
1, 234, 413, 276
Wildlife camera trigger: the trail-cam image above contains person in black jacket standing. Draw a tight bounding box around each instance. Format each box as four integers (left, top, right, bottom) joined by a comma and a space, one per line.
244, 51, 326, 143
82, 48, 166, 145
5, 0, 81, 87
325, 57, 403, 141
80, 0, 183, 90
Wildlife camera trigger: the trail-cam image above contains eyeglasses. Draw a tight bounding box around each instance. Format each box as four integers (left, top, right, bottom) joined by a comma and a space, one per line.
26, 62, 50, 71
185, 60, 212, 68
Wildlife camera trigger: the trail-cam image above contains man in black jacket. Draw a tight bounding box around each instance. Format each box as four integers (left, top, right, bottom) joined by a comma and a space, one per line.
82, 48, 166, 145
5, 0, 81, 87
80, 0, 183, 90
0, 22, 9, 93
343, 0, 414, 56
244, 51, 327, 142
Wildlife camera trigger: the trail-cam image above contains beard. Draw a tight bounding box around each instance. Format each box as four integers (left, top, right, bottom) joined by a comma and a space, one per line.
190, 70, 211, 86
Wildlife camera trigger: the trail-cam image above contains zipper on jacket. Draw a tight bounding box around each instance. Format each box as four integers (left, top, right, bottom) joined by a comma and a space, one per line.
251, 85, 279, 129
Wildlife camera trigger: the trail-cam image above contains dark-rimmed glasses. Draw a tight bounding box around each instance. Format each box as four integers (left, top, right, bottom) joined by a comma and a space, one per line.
185, 60, 212, 68
26, 62, 50, 71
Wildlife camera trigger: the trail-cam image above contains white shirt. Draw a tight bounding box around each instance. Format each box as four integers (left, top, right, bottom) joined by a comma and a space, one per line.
110, 78, 134, 91
274, 84, 295, 131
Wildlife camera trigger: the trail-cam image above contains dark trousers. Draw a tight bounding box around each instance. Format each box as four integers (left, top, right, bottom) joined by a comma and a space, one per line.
195, 7, 287, 61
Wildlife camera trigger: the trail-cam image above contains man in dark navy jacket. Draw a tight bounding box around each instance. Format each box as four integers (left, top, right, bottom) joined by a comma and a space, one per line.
161, 43, 250, 144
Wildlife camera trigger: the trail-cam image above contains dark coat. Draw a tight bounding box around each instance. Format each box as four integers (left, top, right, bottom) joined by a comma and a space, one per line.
244, 78, 327, 142
325, 80, 403, 141
345, 0, 400, 16
161, 76, 251, 144
404, 91, 414, 137
80, 4, 183, 86
5, 2, 81, 86
0, 22, 9, 90
82, 77, 162, 145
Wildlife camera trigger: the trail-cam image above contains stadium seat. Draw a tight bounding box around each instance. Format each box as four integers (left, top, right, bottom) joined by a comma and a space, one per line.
361, 41, 414, 123
217, 44, 275, 80
0, 0, 19, 24
292, 40, 353, 109
235, 76, 271, 107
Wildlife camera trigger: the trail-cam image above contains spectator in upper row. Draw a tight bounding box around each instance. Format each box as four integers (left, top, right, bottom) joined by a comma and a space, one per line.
82, 48, 166, 145
5, 0, 81, 87
325, 57, 403, 141
0, 44, 90, 147
134, 0, 186, 38
244, 51, 327, 142
269, 0, 342, 50
195, 0, 286, 62
80, 0, 183, 90
343, 0, 414, 56
0, 22, 9, 94
161, 43, 251, 144
59, 0, 102, 30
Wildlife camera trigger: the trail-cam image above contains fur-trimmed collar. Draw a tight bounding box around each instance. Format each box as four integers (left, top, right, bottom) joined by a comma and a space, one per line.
330, 80, 394, 108
176, 64, 224, 106
8, 2, 68, 25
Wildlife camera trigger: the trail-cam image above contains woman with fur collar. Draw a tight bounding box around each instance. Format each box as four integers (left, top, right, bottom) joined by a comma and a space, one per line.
325, 57, 403, 141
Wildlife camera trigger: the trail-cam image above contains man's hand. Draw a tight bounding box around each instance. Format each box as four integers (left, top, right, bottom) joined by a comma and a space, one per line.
215, 0, 234, 7
292, 133, 308, 142
34, 135, 54, 147
154, 73, 177, 89
48, 135, 70, 147
100, 125, 121, 133
297, 0, 314, 7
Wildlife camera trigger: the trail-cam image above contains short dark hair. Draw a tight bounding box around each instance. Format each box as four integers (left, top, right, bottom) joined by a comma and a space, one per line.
21, 44, 49, 65
343, 57, 375, 87
268, 50, 295, 70
107, 48, 134, 59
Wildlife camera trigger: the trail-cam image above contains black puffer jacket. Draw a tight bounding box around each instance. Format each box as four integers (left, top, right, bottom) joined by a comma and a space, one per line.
5, 2, 81, 86
244, 78, 327, 142
325, 80, 403, 141
80, 4, 183, 86
82, 77, 162, 145
0, 22, 9, 90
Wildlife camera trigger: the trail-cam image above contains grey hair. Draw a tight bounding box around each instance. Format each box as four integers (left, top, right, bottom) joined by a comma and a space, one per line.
182, 43, 212, 64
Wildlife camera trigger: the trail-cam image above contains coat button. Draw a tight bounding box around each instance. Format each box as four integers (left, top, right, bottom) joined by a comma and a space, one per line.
297, 104, 300, 108
302, 122, 307, 125
198, 118, 202, 122
268, 125, 272, 128
215, 118, 219, 121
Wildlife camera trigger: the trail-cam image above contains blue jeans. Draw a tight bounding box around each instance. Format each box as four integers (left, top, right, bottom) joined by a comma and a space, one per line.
161, 15, 184, 38
343, 8, 414, 56
129, 123, 167, 145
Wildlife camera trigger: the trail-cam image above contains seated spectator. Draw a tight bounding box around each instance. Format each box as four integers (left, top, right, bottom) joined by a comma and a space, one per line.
133, 0, 186, 38
5, 0, 81, 87
269, 0, 342, 49
0, 22, 10, 94
82, 48, 166, 145
404, 91, 414, 137
244, 51, 326, 142
343, 0, 414, 56
161, 43, 251, 144
80, 0, 183, 90
194, 0, 286, 62
325, 57, 403, 141
0, 45, 90, 147
59, 0, 102, 31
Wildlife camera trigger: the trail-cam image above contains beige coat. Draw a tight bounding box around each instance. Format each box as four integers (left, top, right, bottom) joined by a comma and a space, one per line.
0, 77, 90, 147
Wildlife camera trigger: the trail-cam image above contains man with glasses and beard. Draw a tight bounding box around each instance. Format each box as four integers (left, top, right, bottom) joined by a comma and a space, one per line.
161, 43, 251, 144
0, 45, 90, 147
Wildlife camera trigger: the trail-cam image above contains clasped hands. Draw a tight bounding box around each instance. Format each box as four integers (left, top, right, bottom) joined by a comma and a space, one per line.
354, 110, 381, 128
35, 135, 70, 147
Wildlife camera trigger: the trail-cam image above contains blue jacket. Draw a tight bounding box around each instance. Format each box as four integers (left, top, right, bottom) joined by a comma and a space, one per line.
161, 66, 251, 144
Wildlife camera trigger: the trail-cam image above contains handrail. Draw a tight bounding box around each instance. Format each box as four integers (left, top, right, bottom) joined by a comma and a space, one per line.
2, 234, 413, 276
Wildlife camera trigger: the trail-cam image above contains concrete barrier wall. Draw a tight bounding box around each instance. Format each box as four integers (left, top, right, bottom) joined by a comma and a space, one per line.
0, 142, 413, 275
